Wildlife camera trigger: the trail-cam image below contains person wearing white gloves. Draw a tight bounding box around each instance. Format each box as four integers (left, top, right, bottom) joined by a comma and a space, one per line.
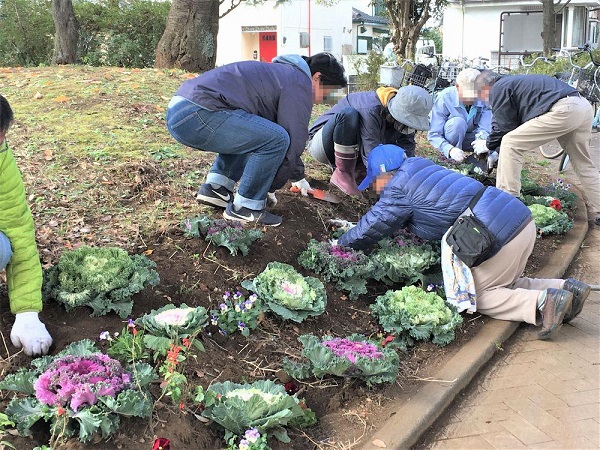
0, 95, 52, 356
427, 68, 492, 163
476, 70, 600, 226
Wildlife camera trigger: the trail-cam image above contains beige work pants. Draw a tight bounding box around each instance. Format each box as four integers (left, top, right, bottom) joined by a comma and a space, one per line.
496, 96, 600, 216
472, 221, 563, 325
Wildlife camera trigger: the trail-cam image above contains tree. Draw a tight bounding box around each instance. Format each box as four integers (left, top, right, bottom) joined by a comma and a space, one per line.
52, 0, 79, 64
382, 0, 446, 60
541, 0, 567, 56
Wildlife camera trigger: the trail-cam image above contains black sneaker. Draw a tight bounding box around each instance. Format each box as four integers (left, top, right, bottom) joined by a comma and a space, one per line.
223, 203, 282, 227
196, 183, 233, 208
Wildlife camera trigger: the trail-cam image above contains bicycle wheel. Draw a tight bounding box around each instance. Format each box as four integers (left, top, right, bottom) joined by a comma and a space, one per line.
559, 153, 570, 172
539, 144, 564, 159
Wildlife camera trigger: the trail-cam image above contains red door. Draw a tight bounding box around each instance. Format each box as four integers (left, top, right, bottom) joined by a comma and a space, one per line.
259, 32, 277, 62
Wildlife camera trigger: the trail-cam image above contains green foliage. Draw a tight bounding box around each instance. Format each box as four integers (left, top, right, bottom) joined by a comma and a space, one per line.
282, 334, 399, 387
104, 325, 150, 364
0, 0, 54, 66
298, 239, 375, 300
0, 340, 155, 444
182, 215, 263, 256
370, 233, 441, 286
241, 262, 327, 323
75, 0, 170, 68
202, 380, 316, 443
42, 246, 160, 318
136, 303, 208, 356
370, 286, 463, 350
354, 51, 387, 91
528, 204, 574, 235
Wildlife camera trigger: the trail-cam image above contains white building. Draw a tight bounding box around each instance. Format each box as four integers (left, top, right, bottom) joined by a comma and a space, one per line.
443, 0, 600, 68
215, 0, 389, 68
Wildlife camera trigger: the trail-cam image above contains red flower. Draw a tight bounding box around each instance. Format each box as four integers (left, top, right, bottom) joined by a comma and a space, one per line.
179, 402, 185, 410
381, 335, 395, 348
153, 437, 171, 450
56, 406, 66, 416
166, 344, 182, 364
549, 199, 562, 211
182, 338, 191, 348
284, 381, 299, 395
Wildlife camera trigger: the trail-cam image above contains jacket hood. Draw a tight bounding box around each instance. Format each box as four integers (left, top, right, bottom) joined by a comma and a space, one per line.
272, 54, 311, 79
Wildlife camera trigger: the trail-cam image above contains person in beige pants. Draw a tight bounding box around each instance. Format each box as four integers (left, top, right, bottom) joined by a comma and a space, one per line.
473, 72, 600, 226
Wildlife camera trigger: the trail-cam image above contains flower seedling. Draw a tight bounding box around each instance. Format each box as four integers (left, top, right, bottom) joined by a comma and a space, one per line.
211, 290, 263, 337
227, 428, 271, 450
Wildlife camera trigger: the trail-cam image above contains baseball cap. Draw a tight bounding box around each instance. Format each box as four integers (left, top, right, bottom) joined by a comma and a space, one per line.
357, 144, 406, 190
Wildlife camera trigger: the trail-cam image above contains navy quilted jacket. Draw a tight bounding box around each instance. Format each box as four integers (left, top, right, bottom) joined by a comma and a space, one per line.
338, 158, 532, 251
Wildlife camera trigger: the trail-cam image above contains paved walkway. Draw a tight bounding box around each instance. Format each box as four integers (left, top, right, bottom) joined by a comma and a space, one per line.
418, 225, 600, 449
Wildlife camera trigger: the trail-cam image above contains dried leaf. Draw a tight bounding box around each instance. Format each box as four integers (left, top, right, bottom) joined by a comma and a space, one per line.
53, 95, 70, 103
44, 149, 53, 160
372, 439, 387, 448
143, 249, 154, 255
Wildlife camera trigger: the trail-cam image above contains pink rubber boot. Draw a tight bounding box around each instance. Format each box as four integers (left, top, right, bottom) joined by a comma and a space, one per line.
330, 144, 362, 197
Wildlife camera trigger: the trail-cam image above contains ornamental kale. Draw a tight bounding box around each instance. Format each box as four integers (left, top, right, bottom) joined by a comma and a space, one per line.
241, 262, 326, 323
282, 334, 399, 387
0, 340, 155, 445
42, 246, 160, 318
370, 231, 440, 286
182, 215, 263, 256
201, 380, 316, 444
211, 290, 264, 337
298, 239, 374, 300
136, 303, 208, 356
528, 204, 574, 235
370, 286, 463, 350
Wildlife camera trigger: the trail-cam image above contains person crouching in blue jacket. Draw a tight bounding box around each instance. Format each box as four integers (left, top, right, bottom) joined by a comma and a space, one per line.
307, 85, 432, 197
337, 144, 591, 339
166, 53, 347, 227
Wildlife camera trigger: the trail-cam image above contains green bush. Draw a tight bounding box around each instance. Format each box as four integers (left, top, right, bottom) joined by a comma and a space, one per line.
0, 0, 54, 66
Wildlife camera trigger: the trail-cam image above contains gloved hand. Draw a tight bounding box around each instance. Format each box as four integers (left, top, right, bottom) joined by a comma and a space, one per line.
487, 151, 499, 173
291, 178, 313, 196
330, 239, 339, 247
471, 139, 489, 156
449, 147, 466, 163
10, 312, 52, 356
327, 218, 356, 231
267, 192, 278, 207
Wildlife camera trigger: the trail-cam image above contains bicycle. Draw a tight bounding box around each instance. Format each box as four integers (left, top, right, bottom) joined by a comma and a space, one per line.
539, 44, 600, 171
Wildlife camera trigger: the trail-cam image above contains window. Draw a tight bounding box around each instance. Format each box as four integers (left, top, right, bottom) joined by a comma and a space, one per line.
324, 35, 332, 52
357, 36, 372, 54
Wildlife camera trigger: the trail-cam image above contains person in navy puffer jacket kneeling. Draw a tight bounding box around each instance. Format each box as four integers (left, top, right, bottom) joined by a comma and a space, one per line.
336, 144, 591, 340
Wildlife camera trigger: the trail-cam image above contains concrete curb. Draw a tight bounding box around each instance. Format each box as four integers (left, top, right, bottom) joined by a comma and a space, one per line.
360, 200, 590, 450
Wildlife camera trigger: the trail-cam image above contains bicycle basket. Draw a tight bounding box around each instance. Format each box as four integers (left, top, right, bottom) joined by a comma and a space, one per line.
404, 64, 433, 88
573, 67, 599, 103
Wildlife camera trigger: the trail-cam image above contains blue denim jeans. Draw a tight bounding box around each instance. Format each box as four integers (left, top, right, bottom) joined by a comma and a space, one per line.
166, 96, 290, 210
0, 231, 12, 271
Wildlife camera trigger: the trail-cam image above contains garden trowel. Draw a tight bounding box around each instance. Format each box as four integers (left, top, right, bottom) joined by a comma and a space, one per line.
464, 153, 491, 176
290, 186, 341, 204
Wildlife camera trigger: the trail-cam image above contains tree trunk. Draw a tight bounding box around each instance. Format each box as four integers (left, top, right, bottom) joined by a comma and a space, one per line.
384, 0, 435, 60
52, 0, 79, 65
541, 0, 556, 56
155, 0, 219, 72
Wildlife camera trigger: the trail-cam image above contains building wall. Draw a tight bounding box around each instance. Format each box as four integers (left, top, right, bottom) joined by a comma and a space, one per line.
216, 0, 373, 66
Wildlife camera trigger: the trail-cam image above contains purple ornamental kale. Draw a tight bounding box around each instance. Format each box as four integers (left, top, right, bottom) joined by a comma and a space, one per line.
322, 338, 383, 364
34, 353, 132, 411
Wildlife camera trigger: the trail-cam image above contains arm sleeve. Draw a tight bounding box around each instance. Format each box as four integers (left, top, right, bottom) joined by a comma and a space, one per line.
0, 147, 43, 314
486, 86, 519, 151
476, 106, 493, 138
270, 88, 312, 190
359, 109, 385, 157
427, 98, 454, 157
337, 189, 412, 250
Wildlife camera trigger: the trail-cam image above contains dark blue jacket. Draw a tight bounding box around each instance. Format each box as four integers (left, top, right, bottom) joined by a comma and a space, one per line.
338, 158, 532, 251
486, 75, 577, 151
309, 91, 416, 157
175, 56, 312, 190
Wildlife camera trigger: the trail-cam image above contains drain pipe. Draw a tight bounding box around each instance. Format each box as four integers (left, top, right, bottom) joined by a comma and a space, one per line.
308, 0, 311, 55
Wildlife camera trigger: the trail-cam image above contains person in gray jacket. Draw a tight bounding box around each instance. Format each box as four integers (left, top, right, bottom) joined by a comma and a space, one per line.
336, 144, 591, 340
166, 53, 347, 227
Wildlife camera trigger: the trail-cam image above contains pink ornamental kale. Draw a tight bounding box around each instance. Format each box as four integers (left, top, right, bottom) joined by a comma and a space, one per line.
322, 338, 383, 364
34, 354, 131, 411
329, 245, 359, 262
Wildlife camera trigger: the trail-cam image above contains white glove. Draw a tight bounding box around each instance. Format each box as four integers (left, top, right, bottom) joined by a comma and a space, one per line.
267, 192, 278, 207
11, 312, 53, 356
471, 139, 489, 156
327, 219, 356, 231
291, 178, 313, 196
487, 151, 499, 173
330, 239, 339, 247
449, 147, 466, 163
